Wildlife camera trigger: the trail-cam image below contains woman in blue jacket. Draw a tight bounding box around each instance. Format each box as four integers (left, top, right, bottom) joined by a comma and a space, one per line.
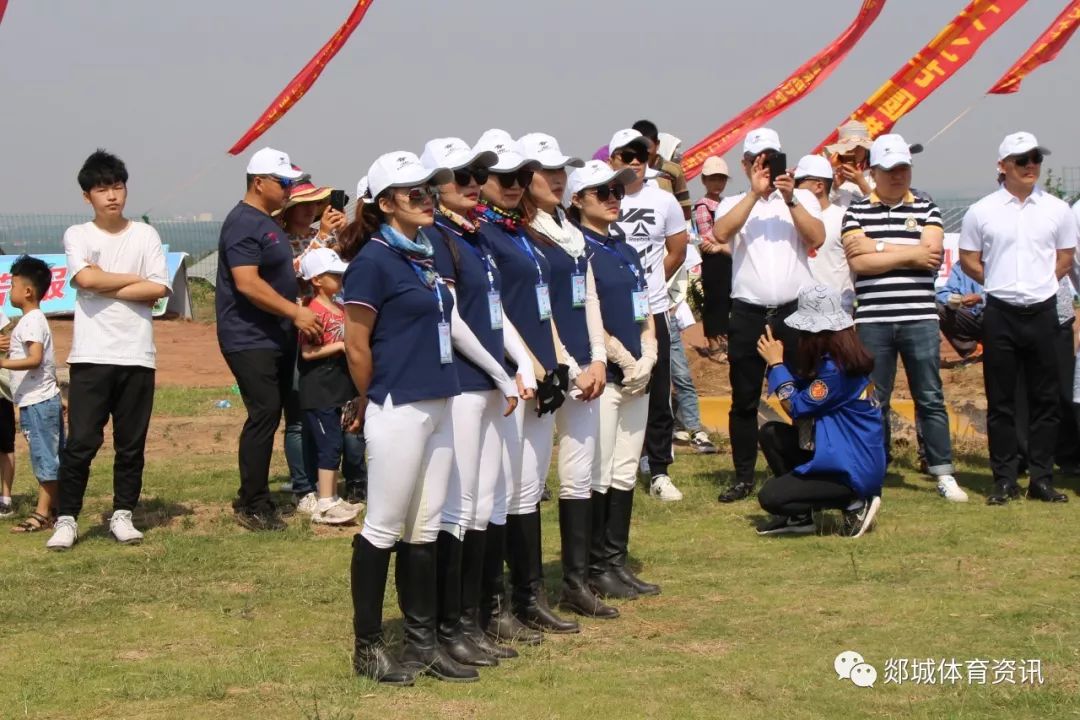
755, 285, 885, 539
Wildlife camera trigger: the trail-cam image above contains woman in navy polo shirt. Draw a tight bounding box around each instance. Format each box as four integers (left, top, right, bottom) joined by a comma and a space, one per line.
519, 133, 619, 622
471, 128, 575, 638
339, 151, 476, 686
567, 161, 661, 601
419, 137, 540, 665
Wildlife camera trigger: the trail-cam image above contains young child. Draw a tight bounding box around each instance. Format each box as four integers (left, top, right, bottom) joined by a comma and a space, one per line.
46, 150, 172, 551
0, 312, 16, 518
2, 256, 63, 533
297, 247, 360, 525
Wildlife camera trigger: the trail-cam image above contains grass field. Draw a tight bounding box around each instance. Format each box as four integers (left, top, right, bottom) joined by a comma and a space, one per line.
1, 399, 1079, 720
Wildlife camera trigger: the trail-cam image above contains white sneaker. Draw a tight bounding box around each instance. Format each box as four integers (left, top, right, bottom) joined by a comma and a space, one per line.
311, 498, 360, 526
110, 510, 145, 544
46, 516, 78, 551
650, 475, 683, 502
295, 492, 318, 515
673, 429, 692, 444
936, 475, 969, 503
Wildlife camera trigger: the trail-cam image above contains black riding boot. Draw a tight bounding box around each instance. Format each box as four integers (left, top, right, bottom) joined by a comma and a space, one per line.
436, 531, 498, 667
350, 535, 415, 686
588, 491, 638, 599
480, 521, 542, 645
605, 488, 660, 596
461, 529, 516, 659
558, 498, 619, 618
507, 511, 580, 633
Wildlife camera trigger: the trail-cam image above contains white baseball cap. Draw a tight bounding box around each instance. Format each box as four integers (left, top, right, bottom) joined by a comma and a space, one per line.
420, 137, 498, 172
518, 132, 585, 170
246, 147, 303, 179
365, 151, 453, 199
793, 155, 834, 181
567, 160, 637, 196
743, 128, 782, 156
474, 129, 539, 173
300, 247, 349, 280
701, 156, 729, 177
608, 129, 648, 156
869, 134, 913, 169
997, 131, 1051, 161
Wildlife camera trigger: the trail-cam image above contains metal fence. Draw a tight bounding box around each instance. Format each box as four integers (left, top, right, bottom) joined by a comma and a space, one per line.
0, 214, 222, 260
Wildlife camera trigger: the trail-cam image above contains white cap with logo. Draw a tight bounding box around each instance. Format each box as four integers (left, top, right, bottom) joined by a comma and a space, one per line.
246, 147, 304, 179
869, 134, 913, 169
567, 160, 637, 196
743, 128, 782, 156
701, 156, 730, 177
474, 129, 538, 173
420, 137, 498, 172
519, 132, 585, 170
998, 131, 1051, 161
300, 247, 349, 280
608, 129, 648, 156
364, 151, 453, 199
793, 155, 834, 181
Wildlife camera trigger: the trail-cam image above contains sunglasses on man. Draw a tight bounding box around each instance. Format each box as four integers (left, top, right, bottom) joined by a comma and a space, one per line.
262, 175, 296, 190
453, 166, 490, 187
492, 168, 535, 189
585, 183, 626, 202
1011, 151, 1043, 168
614, 147, 649, 165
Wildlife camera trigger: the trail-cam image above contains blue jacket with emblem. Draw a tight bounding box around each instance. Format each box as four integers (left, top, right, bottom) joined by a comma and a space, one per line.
766, 357, 885, 499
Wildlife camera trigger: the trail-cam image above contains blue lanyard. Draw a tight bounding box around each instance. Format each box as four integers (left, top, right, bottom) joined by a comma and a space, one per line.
460, 236, 498, 292
587, 237, 644, 291
510, 230, 544, 284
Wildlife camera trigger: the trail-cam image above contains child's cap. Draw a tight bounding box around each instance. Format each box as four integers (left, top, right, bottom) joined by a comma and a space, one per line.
300, 247, 348, 281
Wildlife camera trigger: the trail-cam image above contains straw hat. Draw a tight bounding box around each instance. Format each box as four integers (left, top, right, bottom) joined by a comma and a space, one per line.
276, 167, 332, 216
825, 120, 874, 155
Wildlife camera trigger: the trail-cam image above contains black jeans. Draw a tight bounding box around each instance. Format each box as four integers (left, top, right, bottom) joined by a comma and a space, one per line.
224, 347, 294, 512
728, 300, 799, 485
57, 364, 156, 519
700, 252, 732, 339
983, 296, 1059, 487
936, 303, 983, 358
1016, 319, 1080, 468
757, 422, 856, 516
644, 311, 674, 477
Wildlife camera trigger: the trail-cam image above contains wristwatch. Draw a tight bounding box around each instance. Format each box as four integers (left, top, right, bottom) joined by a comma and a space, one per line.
786, 194, 799, 209
875, 240, 885, 253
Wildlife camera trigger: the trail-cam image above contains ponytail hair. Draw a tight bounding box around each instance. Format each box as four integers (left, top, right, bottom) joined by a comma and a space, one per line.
338, 200, 386, 261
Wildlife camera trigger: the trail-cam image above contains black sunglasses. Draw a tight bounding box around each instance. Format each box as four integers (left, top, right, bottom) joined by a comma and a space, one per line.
453, 166, 490, 187
587, 183, 626, 202
262, 175, 295, 190
614, 147, 649, 165
1013, 151, 1043, 168
397, 185, 436, 204
493, 168, 535, 189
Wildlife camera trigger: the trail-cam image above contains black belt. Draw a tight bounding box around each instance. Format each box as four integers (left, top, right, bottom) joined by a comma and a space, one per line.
986, 295, 1055, 315
733, 299, 798, 318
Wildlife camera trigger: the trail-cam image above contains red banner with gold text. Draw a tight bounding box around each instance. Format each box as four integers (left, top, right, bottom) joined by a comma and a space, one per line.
989, 0, 1080, 94
228, 0, 374, 156
680, 0, 886, 180
813, 0, 1027, 154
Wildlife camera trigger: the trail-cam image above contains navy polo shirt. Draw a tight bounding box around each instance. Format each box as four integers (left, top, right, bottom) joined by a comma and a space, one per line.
480, 220, 557, 371
431, 217, 508, 393
342, 236, 460, 405
215, 202, 297, 354
583, 226, 644, 383
544, 241, 592, 368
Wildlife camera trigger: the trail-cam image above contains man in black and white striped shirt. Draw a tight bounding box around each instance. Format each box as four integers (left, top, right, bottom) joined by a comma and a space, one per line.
841, 134, 965, 503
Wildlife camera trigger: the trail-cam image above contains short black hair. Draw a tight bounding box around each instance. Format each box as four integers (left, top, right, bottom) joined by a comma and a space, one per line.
632, 120, 659, 143
10, 255, 52, 301
77, 149, 128, 192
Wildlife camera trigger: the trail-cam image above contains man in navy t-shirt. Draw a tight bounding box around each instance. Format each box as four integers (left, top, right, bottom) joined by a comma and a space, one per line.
215, 147, 322, 531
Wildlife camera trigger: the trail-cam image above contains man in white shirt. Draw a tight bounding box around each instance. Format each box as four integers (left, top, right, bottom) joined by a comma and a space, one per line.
794, 154, 853, 312
608, 129, 688, 501
711, 128, 825, 503
959, 132, 1079, 505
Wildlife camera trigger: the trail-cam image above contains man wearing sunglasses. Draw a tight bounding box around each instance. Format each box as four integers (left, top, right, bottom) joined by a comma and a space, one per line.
217, 147, 324, 531
608, 129, 688, 502
959, 132, 1079, 505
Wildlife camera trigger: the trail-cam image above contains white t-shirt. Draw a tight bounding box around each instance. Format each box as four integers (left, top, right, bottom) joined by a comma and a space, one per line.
714, 188, 820, 306
9, 309, 59, 407
610, 184, 685, 314
64, 221, 172, 369
808, 202, 854, 310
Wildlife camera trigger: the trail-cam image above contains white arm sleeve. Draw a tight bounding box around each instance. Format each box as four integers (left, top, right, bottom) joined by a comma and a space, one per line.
551, 318, 582, 380
502, 316, 537, 391
447, 286, 517, 398
585, 264, 607, 364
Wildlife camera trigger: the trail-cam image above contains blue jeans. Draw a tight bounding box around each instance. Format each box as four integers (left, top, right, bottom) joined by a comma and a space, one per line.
20, 394, 65, 482
857, 320, 954, 475
668, 311, 703, 433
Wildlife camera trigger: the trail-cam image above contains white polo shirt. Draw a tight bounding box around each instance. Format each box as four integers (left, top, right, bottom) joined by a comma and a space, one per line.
958, 187, 1079, 306
714, 188, 820, 306
808, 202, 854, 310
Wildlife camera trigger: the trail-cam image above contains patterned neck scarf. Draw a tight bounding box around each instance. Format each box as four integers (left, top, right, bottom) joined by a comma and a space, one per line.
476, 201, 522, 232
379, 223, 437, 288
437, 205, 480, 234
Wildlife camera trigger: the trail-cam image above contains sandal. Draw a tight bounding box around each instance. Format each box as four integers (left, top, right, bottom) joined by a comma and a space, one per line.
11, 512, 52, 533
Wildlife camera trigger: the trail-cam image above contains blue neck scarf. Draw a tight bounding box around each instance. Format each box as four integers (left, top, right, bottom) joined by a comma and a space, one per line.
380, 223, 437, 288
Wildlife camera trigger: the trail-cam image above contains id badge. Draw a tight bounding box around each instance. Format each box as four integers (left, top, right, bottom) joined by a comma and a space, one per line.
571, 274, 586, 308
487, 291, 504, 330
632, 290, 649, 323
438, 321, 453, 365
536, 283, 552, 321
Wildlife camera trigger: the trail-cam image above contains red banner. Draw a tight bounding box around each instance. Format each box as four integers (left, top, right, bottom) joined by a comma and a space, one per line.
228, 0, 375, 156
680, 0, 885, 180
813, 0, 1027, 154
989, 0, 1080, 94
0, 1, 8, 27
